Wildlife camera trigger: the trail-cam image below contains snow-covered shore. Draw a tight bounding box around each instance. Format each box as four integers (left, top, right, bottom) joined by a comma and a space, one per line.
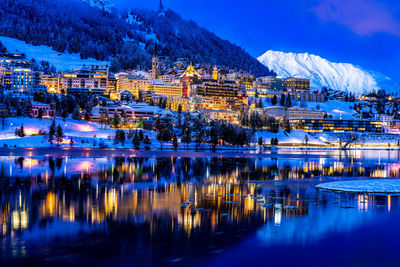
316, 179, 400, 194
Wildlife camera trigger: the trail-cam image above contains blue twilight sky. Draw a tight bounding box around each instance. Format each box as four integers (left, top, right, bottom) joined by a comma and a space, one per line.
111, 0, 400, 82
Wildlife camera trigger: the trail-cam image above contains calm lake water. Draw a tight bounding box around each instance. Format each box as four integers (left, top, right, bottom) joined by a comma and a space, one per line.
1, 149, 400, 266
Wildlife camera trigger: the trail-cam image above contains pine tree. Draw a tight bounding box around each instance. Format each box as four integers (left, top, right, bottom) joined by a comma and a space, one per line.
56, 124, 64, 146
271, 95, 277, 105
139, 130, 144, 141
112, 111, 120, 128
120, 130, 126, 145
258, 137, 263, 149
38, 108, 43, 119
133, 131, 140, 148
283, 117, 291, 133
114, 129, 121, 144
172, 134, 178, 151
178, 104, 182, 114
15, 124, 25, 137
48, 120, 56, 146
182, 128, 191, 147
143, 135, 151, 150
304, 135, 309, 146
72, 105, 81, 120
280, 94, 286, 106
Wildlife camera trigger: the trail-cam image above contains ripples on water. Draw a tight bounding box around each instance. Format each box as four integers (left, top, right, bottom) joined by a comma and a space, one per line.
1, 149, 400, 266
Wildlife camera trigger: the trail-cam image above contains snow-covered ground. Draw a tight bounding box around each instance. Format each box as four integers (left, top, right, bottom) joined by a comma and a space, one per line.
306, 100, 355, 120
0, 36, 108, 71
255, 130, 323, 146
316, 179, 400, 194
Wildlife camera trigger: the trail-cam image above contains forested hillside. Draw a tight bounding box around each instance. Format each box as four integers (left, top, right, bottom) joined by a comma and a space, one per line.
0, 0, 273, 76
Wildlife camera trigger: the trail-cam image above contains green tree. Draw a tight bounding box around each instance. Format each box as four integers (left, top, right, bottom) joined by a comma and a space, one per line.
134, 119, 145, 129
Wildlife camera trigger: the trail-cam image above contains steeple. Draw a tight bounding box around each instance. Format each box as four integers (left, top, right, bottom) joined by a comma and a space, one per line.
152, 37, 159, 79
153, 37, 157, 57
158, 0, 164, 13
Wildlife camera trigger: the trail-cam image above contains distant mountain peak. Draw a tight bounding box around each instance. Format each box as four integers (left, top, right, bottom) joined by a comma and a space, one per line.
258, 50, 399, 95
82, 0, 112, 11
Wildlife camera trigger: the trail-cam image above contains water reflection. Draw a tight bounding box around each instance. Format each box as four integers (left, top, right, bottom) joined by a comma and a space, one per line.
0, 150, 400, 265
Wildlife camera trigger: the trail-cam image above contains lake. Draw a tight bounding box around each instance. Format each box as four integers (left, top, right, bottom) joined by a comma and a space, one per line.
1, 149, 400, 266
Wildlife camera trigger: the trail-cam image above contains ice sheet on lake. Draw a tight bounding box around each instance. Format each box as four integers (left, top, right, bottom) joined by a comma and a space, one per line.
316, 179, 400, 194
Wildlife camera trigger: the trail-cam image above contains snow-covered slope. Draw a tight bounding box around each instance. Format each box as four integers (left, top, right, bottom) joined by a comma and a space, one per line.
82, 0, 113, 12
0, 36, 108, 71
258, 50, 399, 95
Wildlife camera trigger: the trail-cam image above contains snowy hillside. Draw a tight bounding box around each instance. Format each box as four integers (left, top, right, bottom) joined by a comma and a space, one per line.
82, 0, 113, 12
258, 50, 399, 95
0, 36, 108, 71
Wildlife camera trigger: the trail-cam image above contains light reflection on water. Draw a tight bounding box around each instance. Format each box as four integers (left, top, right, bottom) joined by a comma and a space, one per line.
0, 149, 400, 265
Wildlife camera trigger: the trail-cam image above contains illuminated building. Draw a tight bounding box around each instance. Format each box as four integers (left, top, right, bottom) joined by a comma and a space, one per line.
286, 107, 326, 120
152, 95, 190, 112
61, 65, 108, 95
201, 109, 239, 124
289, 91, 326, 102
259, 77, 286, 92
190, 97, 237, 112
91, 105, 158, 124
2, 67, 44, 93
226, 72, 255, 91
262, 106, 287, 120
31, 102, 55, 118
286, 77, 310, 91
179, 63, 202, 98
293, 119, 383, 133
0, 53, 30, 68
148, 80, 183, 97
116, 73, 150, 99
212, 66, 219, 80
374, 114, 393, 127
42, 74, 62, 93
108, 76, 118, 100
192, 79, 239, 99
257, 77, 311, 94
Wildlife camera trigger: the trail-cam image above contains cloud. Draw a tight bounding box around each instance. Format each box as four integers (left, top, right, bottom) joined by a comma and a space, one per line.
314, 0, 400, 36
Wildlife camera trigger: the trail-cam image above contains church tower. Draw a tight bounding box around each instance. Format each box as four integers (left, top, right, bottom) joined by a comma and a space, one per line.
212, 66, 219, 80
151, 38, 159, 79
158, 0, 165, 14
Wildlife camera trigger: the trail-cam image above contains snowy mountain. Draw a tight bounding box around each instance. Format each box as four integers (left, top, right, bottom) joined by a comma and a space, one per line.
82, 0, 113, 11
258, 50, 399, 95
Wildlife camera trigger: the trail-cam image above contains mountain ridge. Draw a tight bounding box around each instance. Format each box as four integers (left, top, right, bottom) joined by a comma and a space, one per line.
258, 50, 399, 95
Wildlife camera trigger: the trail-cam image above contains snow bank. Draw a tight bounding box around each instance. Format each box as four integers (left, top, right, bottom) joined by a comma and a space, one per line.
316, 179, 400, 194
